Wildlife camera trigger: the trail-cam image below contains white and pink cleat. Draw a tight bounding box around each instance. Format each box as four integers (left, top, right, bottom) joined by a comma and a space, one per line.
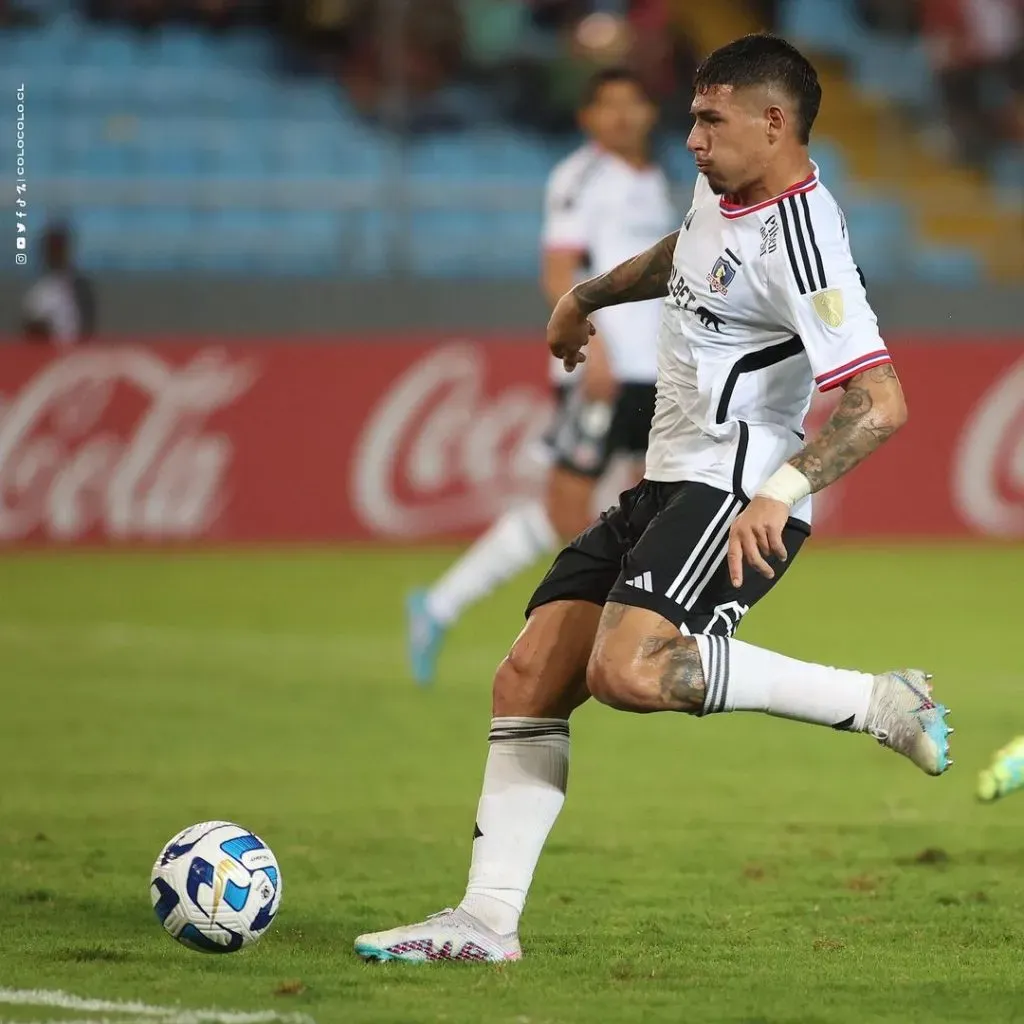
355, 907, 522, 963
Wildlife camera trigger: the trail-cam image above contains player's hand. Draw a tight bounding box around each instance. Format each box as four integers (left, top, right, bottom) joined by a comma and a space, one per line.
547, 291, 596, 372
727, 496, 789, 587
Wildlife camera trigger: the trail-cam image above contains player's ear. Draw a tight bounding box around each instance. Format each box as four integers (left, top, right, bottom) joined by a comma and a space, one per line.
765, 104, 786, 143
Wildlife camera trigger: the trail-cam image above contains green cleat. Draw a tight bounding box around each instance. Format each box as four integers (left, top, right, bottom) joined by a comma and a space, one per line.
978, 736, 1024, 802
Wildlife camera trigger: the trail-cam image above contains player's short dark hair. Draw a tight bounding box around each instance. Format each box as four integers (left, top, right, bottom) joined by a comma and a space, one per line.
581, 67, 652, 108
693, 34, 821, 144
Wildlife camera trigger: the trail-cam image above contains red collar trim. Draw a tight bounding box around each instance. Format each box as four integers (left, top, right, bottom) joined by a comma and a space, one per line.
719, 171, 818, 219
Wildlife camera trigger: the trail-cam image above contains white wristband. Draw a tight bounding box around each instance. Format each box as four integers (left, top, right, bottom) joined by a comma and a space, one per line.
756, 463, 812, 508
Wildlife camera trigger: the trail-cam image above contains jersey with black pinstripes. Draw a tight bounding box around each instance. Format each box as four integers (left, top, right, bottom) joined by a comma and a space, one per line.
645, 165, 892, 527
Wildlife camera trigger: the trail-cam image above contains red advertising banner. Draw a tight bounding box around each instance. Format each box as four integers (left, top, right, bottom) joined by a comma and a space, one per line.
0, 337, 1020, 545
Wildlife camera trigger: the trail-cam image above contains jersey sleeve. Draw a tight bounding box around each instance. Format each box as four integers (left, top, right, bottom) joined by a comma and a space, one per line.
773, 196, 891, 392
541, 164, 592, 253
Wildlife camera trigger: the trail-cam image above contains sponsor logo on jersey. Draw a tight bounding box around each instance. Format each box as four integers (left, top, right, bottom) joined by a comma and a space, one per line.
683, 207, 696, 231
759, 215, 779, 256
811, 288, 844, 328
693, 306, 724, 333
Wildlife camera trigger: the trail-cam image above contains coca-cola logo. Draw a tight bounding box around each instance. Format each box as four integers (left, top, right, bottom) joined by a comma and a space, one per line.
953, 359, 1024, 538
352, 343, 551, 536
0, 348, 256, 541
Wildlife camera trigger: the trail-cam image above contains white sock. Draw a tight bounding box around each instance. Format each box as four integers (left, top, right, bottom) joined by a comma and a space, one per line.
459, 717, 569, 936
695, 634, 873, 730
425, 502, 559, 627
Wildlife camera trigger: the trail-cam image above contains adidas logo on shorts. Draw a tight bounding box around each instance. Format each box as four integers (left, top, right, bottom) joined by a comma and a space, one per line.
624, 571, 653, 592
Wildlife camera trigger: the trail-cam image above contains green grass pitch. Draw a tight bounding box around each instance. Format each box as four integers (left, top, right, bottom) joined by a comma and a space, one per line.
0, 544, 1022, 1024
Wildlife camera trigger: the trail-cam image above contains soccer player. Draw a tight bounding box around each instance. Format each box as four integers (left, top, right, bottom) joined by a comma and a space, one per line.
978, 737, 1024, 801
357, 34, 953, 963
406, 68, 676, 685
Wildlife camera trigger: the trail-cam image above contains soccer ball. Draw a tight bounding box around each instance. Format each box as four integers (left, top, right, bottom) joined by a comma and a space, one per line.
150, 820, 282, 953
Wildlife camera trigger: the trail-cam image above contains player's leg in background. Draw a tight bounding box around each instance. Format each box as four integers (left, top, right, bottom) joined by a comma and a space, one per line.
406, 386, 611, 685
978, 735, 1024, 802
585, 483, 952, 776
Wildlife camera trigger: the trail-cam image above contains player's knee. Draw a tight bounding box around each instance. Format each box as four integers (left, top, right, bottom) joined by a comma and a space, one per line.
492, 642, 582, 718
492, 646, 539, 714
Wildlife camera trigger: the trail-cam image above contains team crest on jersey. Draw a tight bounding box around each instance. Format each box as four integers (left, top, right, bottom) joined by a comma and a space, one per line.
812, 288, 845, 328
707, 254, 737, 296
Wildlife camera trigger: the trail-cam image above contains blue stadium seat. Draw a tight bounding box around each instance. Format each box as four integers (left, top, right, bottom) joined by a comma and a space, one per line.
853, 37, 937, 108
339, 209, 390, 277
912, 246, 983, 287
779, 0, 866, 59
77, 26, 143, 68
844, 197, 911, 281
991, 149, 1024, 205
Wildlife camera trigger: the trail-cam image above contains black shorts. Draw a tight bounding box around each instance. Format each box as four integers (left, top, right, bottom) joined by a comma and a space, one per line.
546, 382, 656, 479
526, 480, 810, 634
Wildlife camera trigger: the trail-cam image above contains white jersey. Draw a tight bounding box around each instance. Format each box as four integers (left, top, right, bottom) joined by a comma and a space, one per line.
646, 167, 891, 526
543, 144, 676, 385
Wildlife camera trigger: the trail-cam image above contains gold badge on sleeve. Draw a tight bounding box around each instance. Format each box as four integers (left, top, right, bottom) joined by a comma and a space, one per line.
812, 288, 844, 328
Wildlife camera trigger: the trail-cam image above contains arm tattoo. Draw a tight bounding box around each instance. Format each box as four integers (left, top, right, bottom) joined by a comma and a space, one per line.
640, 634, 705, 713
572, 231, 680, 316
788, 363, 901, 493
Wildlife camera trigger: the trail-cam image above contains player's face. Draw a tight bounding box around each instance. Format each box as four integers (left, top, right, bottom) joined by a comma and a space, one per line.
583, 80, 656, 156
687, 84, 774, 195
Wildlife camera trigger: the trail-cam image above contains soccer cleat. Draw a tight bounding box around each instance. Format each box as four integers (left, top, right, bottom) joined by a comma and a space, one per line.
406, 589, 446, 686
977, 736, 1024, 802
865, 669, 951, 776
354, 908, 522, 963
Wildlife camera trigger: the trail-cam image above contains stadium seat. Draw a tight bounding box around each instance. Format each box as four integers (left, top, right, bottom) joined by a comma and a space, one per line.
843, 198, 911, 281
912, 246, 983, 287
779, 0, 866, 60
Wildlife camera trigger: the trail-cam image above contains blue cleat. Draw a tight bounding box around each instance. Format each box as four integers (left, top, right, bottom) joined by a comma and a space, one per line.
406, 589, 446, 686
977, 736, 1024, 802
865, 670, 952, 776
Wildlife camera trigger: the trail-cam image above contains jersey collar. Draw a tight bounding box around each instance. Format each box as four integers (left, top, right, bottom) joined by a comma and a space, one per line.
719, 163, 819, 219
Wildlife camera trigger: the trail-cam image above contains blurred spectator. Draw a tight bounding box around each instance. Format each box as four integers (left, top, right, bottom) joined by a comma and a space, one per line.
855, 0, 918, 35
85, 0, 272, 31
21, 225, 97, 347
921, 0, 1024, 165
332, 0, 466, 128
458, 0, 695, 135
0, 0, 40, 25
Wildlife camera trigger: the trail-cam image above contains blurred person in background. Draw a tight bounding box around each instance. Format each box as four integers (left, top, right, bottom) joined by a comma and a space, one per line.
0, 0, 40, 25
405, 67, 675, 686
921, 0, 1024, 165
21, 223, 97, 346
85, 0, 271, 30
333, 0, 465, 127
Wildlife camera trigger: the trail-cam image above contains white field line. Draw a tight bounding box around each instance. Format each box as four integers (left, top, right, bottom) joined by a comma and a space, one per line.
0, 988, 315, 1024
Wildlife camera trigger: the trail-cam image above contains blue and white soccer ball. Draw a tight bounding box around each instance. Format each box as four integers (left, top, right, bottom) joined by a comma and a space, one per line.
150, 821, 282, 953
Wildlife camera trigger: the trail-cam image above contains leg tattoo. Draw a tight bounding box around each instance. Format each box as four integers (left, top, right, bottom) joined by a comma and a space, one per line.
641, 634, 706, 713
